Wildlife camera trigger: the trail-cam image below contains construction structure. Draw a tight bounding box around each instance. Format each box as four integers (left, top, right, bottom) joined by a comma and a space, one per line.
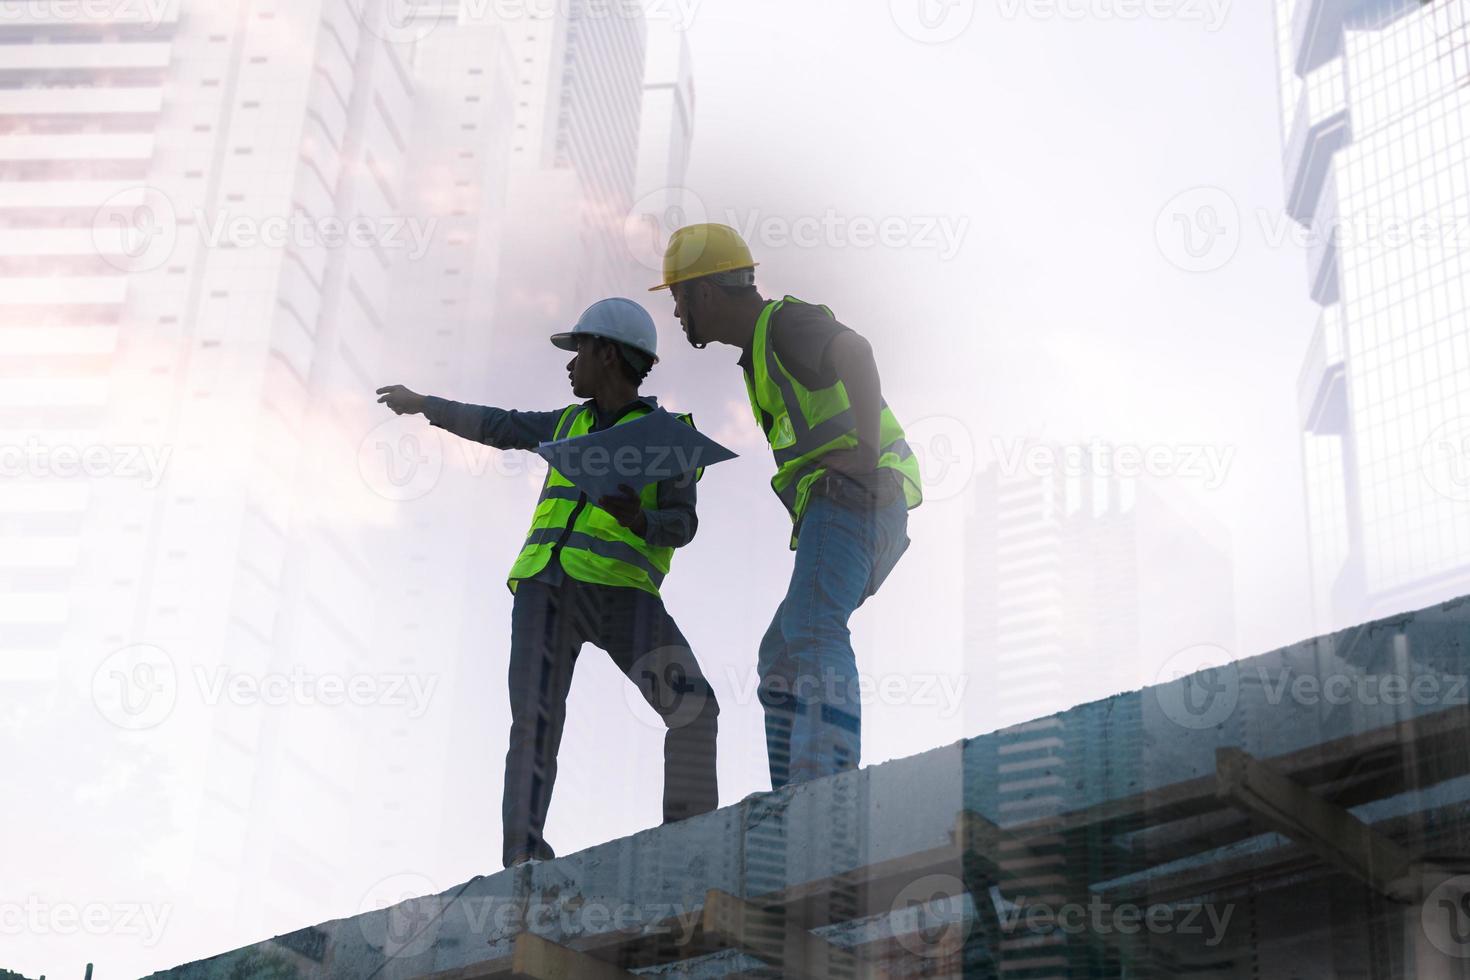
142, 594, 1470, 978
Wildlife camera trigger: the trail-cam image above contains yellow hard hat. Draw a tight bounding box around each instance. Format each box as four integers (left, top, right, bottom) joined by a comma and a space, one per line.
648, 223, 759, 291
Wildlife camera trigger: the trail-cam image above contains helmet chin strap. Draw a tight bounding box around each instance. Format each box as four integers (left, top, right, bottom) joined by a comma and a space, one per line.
685, 309, 708, 350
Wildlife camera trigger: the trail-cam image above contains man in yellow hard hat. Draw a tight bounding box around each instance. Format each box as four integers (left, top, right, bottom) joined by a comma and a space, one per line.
650, 224, 923, 789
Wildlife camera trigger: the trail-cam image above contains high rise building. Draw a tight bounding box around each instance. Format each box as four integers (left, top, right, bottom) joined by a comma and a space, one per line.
628, 17, 696, 274
491, 0, 650, 397
962, 455, 1236, 975
0, 0, 427, 962
965, 461, 1235, 730
1277, 0, 1470, 630
372, 1, 521, 877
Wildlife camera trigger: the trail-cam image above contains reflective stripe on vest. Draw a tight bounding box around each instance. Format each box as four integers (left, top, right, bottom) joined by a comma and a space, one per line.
506, 402, 698, 596
743, 296, 924, 533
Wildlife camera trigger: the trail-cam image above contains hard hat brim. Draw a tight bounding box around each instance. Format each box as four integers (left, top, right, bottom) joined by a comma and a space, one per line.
549, 331, 659, 364
648, 262, 760, 292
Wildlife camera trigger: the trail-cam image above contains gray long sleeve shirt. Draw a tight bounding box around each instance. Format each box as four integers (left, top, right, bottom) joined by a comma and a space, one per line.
422, 395, 699, 577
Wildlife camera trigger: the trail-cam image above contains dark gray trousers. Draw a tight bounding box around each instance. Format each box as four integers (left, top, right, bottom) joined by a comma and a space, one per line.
502, 577, 720, 867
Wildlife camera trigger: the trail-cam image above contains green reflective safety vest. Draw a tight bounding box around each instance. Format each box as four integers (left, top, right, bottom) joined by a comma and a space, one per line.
743, 296, 923, 546
507, 401, 701, 597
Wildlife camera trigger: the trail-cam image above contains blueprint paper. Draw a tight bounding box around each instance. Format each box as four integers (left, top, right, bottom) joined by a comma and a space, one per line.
534, 408, 738, 502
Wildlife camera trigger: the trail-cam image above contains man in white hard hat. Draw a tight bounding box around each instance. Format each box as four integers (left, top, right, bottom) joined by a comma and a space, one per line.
377, 298, 720, 867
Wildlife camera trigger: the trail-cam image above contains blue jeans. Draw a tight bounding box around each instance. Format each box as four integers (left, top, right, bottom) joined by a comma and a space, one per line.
757, 489, 910, 789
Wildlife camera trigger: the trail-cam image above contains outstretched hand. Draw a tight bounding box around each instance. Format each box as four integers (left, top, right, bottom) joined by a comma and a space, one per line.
377, 385, 426, 416
598, 484, 649, 537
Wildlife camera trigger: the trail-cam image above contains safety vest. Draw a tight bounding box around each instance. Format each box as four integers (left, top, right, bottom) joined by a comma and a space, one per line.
507, 401, 698, 597
743, 296, 923, 543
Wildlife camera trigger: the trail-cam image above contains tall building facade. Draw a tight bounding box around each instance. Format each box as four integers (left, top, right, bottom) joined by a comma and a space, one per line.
964, 461, 1235, 731
491, 0, 651, 401
4, 1, 686, 973
1278, 0, 1470, 630
962, 457, 1236, 975
628, 17, 696, 274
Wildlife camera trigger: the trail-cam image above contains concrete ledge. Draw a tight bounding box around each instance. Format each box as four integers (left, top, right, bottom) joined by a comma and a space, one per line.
144, 595, 1470, 979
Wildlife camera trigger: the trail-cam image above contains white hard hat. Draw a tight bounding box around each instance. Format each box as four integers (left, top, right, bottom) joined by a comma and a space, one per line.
550, 298, 659, 364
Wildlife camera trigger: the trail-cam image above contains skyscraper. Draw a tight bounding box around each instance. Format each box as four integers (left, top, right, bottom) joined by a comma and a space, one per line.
1278, 0, 1470, 630
1, 0, 425, 961
962, 455, 1236, 976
